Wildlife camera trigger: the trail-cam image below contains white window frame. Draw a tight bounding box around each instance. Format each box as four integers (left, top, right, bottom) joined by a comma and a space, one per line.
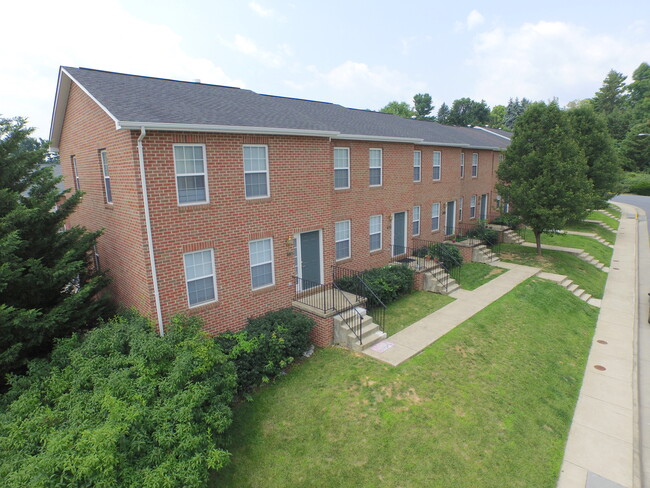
369, 148, 382, 187
433, 151, 441, 181
472, 152, 478, 177
369, 215, 382, 252
100, 150, 112, 204
71, 156, 80, 190
174, 144, 208, 205
183, 249, 217, 307
249, 238, 275, 290
334, 147, 350, 190
413, 151, 421, 182
470, 195, 477, 219
459, 197, 464, 222
412, 205, 421, 236
335, 220, 351, 261
431, 203, 440, 232
243, 144, 270, 199
460, 152, 465, 178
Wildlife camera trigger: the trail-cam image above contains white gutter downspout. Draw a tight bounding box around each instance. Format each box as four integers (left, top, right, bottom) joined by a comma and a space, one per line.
137, 127, 165, 336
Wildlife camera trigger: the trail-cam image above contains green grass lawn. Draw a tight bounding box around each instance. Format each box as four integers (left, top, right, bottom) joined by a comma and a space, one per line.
211, 278, 598, 488
523, 232, 613, 266
460, 262, 506, 290
587, 210, 619, 230
499, 244, 607, 298
563, 221, 616, 245
606, 204, 622, 219
383, 290, 454, 337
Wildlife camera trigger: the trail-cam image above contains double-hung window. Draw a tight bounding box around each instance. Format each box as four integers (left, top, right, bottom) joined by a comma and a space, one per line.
174, 144, 207, 204
413, 206, 421, 236
470, 195, 477, 218
71, 156, 80, 190
249, 238, 274, 289
459, 197, 464, 222
335, 220, 351, 260
460, 153, 465, 178
100, 150, 112, 204
431, 203, 440, 231
184, 249, 217, 307
334, 147, 350, 189
244, 145, 269, 198
369, 215, 382, 251
413, 151, 421, 182
472, 153, 478, 177
369, 149, 382, 186
433, 151, 441, 181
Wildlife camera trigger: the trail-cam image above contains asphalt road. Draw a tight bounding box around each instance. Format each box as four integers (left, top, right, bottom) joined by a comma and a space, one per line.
613, 194, 650, 233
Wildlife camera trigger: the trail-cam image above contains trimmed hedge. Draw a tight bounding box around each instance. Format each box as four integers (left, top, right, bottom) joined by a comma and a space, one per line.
414, 243, 463, 270
335, 265, 414, 306
629, 180, 650, 196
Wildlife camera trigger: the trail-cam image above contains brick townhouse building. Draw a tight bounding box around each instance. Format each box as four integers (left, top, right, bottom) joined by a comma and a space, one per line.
49, 67, 510, 346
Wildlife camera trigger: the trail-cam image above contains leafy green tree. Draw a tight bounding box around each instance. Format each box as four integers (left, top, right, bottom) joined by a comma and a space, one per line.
567, 105, 622, 207
0, 117, 111, 381
621, 122, 650, 171
497, 102, 592, 255
489, 104, 506, 129
446, 97, 490, 126
437, 102, 450, 124
379, 101, 414, 118
0, 313, 237, 487
628, 62, 650, 126
413, 93, 434, 120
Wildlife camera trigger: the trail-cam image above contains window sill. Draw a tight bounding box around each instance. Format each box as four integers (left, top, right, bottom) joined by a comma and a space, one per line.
179, 202, 211, 212
245, 196, 272, 204
335, 256, 352, 263
370, 249, 382, 255
252, 284, 276, 295
188, 299, 219, 311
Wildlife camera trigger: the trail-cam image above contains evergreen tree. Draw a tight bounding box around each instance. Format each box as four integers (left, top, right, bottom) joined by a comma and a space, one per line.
592, 70, 631, 141
497, 103, 592, 255
436, 103, 450, 124
0, 117, 111, 380
504, 98, 531, 130
621, 121, 650, 172
413, 93, 434, 120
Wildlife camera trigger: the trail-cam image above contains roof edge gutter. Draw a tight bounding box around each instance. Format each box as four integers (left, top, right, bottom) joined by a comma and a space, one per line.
137, 127, 165, 336
334, 134, 423, 144
118, 121, 339, 138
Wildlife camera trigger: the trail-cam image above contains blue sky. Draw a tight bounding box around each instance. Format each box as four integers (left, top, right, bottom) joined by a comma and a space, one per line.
2, 0, 649, 139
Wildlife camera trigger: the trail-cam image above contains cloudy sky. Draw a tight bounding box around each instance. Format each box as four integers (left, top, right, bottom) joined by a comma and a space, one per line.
2, 0, 649, 139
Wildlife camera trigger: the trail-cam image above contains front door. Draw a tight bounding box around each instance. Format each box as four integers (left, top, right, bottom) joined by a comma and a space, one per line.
392, 211, 407, 256
295, 230, 322, 290
480, 194, 488, 220
445, 201, 456, 236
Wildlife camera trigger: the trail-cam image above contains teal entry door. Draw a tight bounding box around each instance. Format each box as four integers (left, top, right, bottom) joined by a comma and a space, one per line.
298, 230, 321, 289
480, 194, 488, 220
446, 201, 456, 236
392, 211, 407, 256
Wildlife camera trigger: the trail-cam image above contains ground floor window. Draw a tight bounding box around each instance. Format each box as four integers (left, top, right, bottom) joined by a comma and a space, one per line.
413, 206, 420, 236
369, 215, 382, 251
431, 203, 440, 231
249, 238, 275, 289
335, 220, 351, 260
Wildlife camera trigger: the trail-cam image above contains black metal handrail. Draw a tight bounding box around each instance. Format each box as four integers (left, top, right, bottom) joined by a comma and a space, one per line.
332, 281, 365, 344
293, 276, 335, 314
411, 238, 461, 290
332, 265, 386, 333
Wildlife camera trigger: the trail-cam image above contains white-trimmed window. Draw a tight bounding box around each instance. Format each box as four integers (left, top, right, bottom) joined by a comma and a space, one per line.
100, 150, 112, 204
92, 244, 100, 271
369, 215, 382, 251
184, 249, 217, 307
174, 144, 208, 204
244, 145, 269, 198
431, 203, 440, 231
71, 156, 80, 190
459, 197, 464, 222
460, 153, 465, 178
249, 238, 274, 289
369, 148, 382, 186
470, 195, 477, 219
334, 147, 350, 189
496, 194, 502, 209
335, 220, 351, 260
433, 151, 441, 181
413, 206, 421, 236
413, 151, 421, 182
472, 153, 478, 177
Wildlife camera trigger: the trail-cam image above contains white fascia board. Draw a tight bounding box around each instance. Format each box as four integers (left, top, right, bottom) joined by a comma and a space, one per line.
62, 68, 120, 129
117, 121, 339, 138
334, 134, 423, 144
473, 126, 512, 141
418, 141, 471, 148
466, 145, 503, 151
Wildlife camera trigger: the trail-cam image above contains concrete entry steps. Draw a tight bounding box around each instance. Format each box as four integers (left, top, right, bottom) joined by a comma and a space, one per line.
520, 242, 610, 272
564, 230, 615, 248
585, 219, 617, 233
537, 272, 601, 307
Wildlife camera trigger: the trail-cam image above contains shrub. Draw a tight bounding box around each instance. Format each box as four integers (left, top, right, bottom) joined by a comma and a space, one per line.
629, 180, 650, 196
491, 214, 522, 229
246, 308, 314, 359
423, 243, 463, 270
468, 221, 499, 246
336, 265, 414, 306
0, 312, 237, 488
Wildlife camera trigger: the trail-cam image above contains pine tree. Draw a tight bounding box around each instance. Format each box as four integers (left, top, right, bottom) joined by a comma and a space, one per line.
437, 103, 450, 124
413, 93, 434, 120
0, 117, 111, 380
497, 103, 592, 255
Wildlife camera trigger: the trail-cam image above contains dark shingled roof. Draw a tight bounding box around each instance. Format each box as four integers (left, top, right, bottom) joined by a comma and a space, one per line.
55, 67, 511, 149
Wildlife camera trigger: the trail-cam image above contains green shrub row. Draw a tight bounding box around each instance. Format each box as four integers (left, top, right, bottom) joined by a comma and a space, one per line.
491, 214, 522, 229
335, 265, 414, 306
628, 180, 650, 196
467, 221, 500, 246
413, 243, 463, 270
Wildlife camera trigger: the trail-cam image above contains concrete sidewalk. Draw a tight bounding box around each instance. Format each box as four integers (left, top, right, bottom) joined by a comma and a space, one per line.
557, 202, 639, 488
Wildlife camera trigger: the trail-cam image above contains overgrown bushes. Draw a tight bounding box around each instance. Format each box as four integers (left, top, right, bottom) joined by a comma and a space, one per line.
335, 265, 414, 306
491, 214, 522, 229
414, 243, 463, 270
467, 221, 499, 246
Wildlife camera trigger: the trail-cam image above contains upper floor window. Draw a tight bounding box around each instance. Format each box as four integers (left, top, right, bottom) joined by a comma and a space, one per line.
174, 144, 207, 205
413, 206, 421, 236
249, 238, 275, 289
369, 215, 382, 251
100, 150, 112, 204
433, 151, 441, 181
472, 153, 478, 177
71, 156, 80, 190
470, 195, 477, 218
460, 153, 465, 178
413, 151, 421, 182
184, 249, 217, 307
369, 148, 382, 186
334, 147, 350, 189
335, 220, 351, 260
244, 145, 269, 199
432, 203, 440, 231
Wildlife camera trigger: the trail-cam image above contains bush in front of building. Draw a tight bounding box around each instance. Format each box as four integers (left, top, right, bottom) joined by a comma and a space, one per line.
467, 221, 500, 246
414, 243, 464, 270
336, 265, 415, 306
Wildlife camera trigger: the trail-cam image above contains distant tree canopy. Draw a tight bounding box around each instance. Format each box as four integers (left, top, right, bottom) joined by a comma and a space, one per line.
446, 98, 490, 126
437, 102, 450, 124
379, 101, 414, 118
413, 93, 434, 120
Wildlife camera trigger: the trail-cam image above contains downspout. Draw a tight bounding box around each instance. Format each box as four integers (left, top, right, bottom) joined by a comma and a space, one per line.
137, 127, 165, 336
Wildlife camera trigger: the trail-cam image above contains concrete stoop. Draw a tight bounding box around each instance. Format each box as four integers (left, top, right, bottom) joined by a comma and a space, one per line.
473, 244, 500, 264
422, 264, 459, 295
584, 219, 616, 233
333, 308, 386, 352
503, 229, 525, 245
577, 251, 610, 272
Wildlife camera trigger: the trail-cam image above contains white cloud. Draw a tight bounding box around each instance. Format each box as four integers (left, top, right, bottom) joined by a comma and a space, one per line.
467, 10, 485, 30
230, 34, 288, 67
249, 1, 273, 17
1, 0, 243, 138
468, 20, 650, 105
